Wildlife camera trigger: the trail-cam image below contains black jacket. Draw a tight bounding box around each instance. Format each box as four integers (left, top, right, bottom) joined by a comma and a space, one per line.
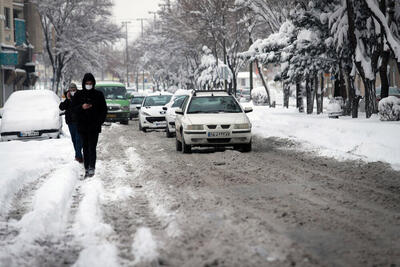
72, 74, 107, 133
59, 96, 77, 125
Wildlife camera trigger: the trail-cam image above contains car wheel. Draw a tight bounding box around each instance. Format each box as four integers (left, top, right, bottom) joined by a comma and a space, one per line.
176, 138, 182, 151
166, 126, 173, 138
182, 134, 191, 154
241, 141, 252, 152
142, 127, 147, 133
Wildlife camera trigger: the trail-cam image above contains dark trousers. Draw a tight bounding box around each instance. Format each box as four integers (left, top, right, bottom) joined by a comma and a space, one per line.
68, 123, 83, 159
80, 131, 99, 170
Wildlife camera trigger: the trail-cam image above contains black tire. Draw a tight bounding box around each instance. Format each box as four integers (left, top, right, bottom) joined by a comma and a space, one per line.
182, 134, 191, 154
142, 127, 147, 133
166, 126, 174, 138
241, 141, 252, 152
176, 138, 182, 151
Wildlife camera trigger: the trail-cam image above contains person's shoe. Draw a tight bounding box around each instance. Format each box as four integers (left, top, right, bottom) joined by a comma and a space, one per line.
87, 168, 95, 177
75, 157, 84, 163
83, 169, 89, 179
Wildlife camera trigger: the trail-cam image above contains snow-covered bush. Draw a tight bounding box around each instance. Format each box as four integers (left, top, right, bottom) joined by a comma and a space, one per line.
251, 87, 269, 106
378, 96, 400, 121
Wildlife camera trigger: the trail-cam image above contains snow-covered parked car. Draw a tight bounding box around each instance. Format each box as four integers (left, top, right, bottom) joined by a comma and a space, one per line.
251, 86, 276, 106
0, 90, 62, 141
378, 96, 400, 121
327, 97, 344, 118
138, 92, 172, 132
164, 89, 191, 138
175, 90, 253, 153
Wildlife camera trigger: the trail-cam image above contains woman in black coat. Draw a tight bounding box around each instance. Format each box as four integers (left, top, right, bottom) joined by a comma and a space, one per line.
72, 73, 107, 178
59, 83, 83, 163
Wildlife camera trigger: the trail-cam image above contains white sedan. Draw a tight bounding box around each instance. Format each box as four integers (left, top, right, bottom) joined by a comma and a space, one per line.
175, 90, 253, 153
164, 90, 192, 138
0, 90, 62, 141
138, 92, 172, 132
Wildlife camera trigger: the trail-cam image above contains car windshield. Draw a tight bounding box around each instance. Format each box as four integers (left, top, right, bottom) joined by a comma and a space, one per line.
172, 95, 188, 108
187, 96, 242, 114
131, 97, 145, 104
376, 87, 400, 96
97, 86, 127, 100
144, 95, 172, 106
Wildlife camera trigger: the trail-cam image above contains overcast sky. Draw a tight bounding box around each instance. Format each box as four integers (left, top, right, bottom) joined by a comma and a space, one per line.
112, 0, 163, 40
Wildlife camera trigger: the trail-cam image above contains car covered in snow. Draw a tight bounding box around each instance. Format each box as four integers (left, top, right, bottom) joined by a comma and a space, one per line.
327, 97, 344, 118
175, 90, 253, 153
164, 89, 191, 137
138, 92, 172, 132
0, 90, 62, 141
129, 95, 145, 119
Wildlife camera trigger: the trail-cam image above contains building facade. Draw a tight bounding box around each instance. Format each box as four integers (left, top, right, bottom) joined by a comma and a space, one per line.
0, 0, 42, 107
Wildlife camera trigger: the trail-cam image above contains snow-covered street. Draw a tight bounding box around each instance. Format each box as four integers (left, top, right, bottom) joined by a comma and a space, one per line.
0, 113, 399, 266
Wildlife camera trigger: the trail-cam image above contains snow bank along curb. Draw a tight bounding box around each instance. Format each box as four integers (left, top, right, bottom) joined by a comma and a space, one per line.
72, 179, 119, 267
131, 227, 159, 265
248, 106, 400, 170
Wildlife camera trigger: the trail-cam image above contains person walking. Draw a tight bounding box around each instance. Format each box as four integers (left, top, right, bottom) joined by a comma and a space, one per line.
72, 73, 107, 178
59, 83, 83, 163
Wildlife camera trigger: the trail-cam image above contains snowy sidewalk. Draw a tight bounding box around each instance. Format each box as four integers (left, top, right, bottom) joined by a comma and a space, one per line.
248, 106, 400, 170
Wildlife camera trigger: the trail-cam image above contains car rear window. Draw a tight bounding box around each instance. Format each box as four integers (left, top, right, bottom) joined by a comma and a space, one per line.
187, 96, 242, 114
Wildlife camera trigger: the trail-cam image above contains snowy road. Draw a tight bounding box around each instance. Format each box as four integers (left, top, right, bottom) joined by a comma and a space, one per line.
0, 121, 399, 267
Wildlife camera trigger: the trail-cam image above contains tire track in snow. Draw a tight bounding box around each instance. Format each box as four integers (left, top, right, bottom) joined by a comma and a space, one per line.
0, 162, 82, 267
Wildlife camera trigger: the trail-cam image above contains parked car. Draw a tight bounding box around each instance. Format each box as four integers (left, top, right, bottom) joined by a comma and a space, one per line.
237, 88, 251, 102
327, 97, 344, 118
376, 86, 400, 102
96, 81, 130, 125
0, 90, 62, 141
138, 92, 172, 132
164, 95, 190, 137
175, 90, 253, 153
130, 95, 145, 119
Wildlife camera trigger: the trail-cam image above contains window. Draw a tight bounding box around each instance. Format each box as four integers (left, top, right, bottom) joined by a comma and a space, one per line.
4, 8, 11, 29
241, 79, 246, 86
187, 96, 242, 114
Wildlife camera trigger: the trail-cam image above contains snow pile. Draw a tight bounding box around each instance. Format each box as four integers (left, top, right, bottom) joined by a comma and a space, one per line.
0, 89, 61, 133
73, 179, 119, 267
131, 227, 159, 265
378, 96, 400, 121
248, 106, 400, 170
251, 87, 269, 106
0, 138, 74, 215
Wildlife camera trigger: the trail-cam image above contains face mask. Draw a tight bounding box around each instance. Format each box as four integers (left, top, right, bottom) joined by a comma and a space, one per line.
70, 91, 76, 96
86, 85, 93, 90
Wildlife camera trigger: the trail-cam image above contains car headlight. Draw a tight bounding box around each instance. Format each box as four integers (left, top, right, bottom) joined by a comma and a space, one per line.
234, 123, 251, 129
186, 124, 204, 130
142, 111, 151, 116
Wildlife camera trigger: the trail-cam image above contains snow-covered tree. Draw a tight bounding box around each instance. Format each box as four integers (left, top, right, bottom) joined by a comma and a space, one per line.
34, 0, 122, 94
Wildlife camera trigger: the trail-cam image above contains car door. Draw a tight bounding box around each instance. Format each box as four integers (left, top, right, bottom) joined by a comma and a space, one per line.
175, 96, 190, 139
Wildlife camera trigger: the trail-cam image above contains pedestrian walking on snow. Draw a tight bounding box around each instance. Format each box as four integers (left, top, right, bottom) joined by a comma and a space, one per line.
59, 83, 83, 163
72, 73, 107, 178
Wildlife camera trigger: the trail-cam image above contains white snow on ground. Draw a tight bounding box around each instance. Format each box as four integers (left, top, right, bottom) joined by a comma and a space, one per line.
73, 179, 120, 267
131, 227, 159, 265
0, 121, 73, 216
247, 105, 400, 170
0, 162, 80, 265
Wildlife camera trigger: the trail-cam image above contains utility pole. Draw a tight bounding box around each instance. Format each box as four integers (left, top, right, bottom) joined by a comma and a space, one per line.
249, 18, 253, 100
148, 11, 157, 31
121, 21, 131, 87
137, 18, 147, 91
222, 1, 227, 92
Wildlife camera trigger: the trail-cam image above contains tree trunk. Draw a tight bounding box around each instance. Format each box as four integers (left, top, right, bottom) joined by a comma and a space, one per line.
283, 83, 290, 109
296, 82, 304, 112
306, 77, 313, 114
255, 60, 271, 106
364, 79, 376, 118
380, 50, 390, 99
343, 68, 359, 118
317, 73, 323, 114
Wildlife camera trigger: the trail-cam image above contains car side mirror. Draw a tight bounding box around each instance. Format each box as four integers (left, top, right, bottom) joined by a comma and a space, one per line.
175, 108, 184, 115
59, 111, 65, 116
0, 108, 3, 118
162, 106, 168, 111
244, 107, 253, 113
136, 105, 141, 110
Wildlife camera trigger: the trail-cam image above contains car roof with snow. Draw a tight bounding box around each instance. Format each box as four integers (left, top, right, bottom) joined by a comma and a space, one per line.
146, 92, 173, 97
96, 81, 125, 87
193, 90, 230, 97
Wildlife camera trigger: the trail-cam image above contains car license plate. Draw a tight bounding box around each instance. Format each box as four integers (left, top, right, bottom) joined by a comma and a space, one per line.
107, 114, 117, 118
208, 132, 230, 137
20, 131, 40, 137
155, 122, 166, 126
